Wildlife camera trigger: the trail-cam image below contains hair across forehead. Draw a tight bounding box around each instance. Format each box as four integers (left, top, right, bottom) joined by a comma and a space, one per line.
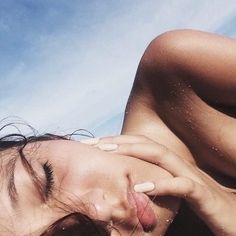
0, 125, 113, 236
41, 212, 111, 236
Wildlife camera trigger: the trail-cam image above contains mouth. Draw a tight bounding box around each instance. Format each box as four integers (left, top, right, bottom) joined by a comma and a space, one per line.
127, 176, 157, 232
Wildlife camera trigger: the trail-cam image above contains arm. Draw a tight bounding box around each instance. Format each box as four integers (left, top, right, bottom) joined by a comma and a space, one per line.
121, 29, 236, 177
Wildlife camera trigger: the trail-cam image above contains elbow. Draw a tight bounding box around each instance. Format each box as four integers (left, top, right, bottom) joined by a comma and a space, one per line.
139, 29, 200, 75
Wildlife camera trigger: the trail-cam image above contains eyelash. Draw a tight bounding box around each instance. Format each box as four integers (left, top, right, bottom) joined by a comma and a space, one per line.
43, 161, 55, 197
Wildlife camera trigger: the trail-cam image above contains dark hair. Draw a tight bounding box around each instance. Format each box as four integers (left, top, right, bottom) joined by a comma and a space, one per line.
0, 122, 112, 236
41, 213, 110, 236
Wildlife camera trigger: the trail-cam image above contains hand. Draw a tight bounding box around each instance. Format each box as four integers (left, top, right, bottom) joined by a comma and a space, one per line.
84, 135, 236, 236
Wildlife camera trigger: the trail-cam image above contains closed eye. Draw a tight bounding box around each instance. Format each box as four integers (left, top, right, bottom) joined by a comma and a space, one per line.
43, 161, 55, 198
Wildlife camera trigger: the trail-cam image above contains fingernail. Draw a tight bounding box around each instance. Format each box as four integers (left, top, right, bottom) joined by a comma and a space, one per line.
80, 138, 100, 145
97, 143, 118, 151
134, 182, 155, 193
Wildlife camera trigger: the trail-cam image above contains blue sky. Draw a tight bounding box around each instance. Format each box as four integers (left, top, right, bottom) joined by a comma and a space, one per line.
0, 0, 236, 137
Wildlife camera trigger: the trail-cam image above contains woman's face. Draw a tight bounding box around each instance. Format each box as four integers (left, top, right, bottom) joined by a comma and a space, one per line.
0, 140, 179, 235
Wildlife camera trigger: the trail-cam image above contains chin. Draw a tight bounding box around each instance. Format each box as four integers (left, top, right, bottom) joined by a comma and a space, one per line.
151, 195, 180, 235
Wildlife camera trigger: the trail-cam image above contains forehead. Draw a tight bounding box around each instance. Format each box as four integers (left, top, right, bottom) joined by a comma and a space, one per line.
0, 140, 123, 234
0, 147, 18, 164
0, 151, 16, 218
0, 148, 19, 202
0, 144, 67, 235
34, 139, 95, 154
33, 139, 113, 162
13, 139, 87, 164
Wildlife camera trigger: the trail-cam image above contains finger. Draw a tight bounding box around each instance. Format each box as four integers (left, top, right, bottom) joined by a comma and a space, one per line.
99, 134, 154, 145
141, 177, 205, 201
80, 137, 100, 145
140, 177, 236, 235
80, 134, 154, 146
101, 142, 200, 180
137, 177, 219, 216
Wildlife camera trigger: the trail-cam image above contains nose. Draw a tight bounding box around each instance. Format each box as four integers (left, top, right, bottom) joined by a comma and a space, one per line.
82, 188, 132, 223
83, 188, 113, 221
82, 188, 145, 235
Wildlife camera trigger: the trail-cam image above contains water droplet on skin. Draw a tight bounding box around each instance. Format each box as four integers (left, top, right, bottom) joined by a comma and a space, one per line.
166, 219, 173, 223
211, 146, 218, 151
186, 119, 192, 125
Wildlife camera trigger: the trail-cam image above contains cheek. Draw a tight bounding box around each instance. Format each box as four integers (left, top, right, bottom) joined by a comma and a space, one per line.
126, 157, 173, 181
56, 156, 114, 195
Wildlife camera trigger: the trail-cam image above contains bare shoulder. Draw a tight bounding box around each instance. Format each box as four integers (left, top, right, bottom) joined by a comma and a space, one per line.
122, 29, 236, 182
143, 29, 236, 105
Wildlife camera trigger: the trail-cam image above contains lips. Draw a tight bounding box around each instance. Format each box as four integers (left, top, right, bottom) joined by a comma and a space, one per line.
127, 179, 157, 232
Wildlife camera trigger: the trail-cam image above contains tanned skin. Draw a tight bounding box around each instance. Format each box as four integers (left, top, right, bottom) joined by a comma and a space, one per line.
121, 29, 236, 235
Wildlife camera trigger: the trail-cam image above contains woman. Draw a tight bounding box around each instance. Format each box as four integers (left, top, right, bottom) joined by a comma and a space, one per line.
0, 29, 235, 235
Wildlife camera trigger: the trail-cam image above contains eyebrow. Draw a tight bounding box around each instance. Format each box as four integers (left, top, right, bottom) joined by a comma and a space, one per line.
5, 154, 48, 208
6, 157, 18, 207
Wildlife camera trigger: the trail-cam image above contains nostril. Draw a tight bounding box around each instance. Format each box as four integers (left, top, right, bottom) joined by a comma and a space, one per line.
102, 192, 107, 200
83, 188, 114, 221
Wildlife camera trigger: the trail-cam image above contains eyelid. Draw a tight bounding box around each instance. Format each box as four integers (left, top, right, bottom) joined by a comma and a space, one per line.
43, 161, 55, 198
11, 158, 47, 205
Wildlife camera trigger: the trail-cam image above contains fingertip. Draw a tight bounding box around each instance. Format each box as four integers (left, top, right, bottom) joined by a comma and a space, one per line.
134, 182, 155, 193
80, 137, 100, 145
96, 143, 118, 151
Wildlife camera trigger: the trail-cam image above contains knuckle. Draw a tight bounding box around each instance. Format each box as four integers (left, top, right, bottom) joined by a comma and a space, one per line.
159, 145, 171, 158
100, 135, 115, 142
135, 134, 150, 142
124, 143, 137, 153
128, 134, 157, 145
182, 178, 196, 196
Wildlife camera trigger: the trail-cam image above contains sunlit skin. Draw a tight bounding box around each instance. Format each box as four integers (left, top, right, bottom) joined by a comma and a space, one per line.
0, 140, 179, 235
120, 29, 236, 235
1, 29, 236, 235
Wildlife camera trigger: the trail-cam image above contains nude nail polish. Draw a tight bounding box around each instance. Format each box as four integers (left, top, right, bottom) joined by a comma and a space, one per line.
80, 138, 100, 145
134, 182, 155, 193
97, 143, 118, 151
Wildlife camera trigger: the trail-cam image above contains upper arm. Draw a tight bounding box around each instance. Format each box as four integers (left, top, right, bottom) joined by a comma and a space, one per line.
121, 29, 236, 172
121, 92, 195, 164
142, 29, 236, 105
